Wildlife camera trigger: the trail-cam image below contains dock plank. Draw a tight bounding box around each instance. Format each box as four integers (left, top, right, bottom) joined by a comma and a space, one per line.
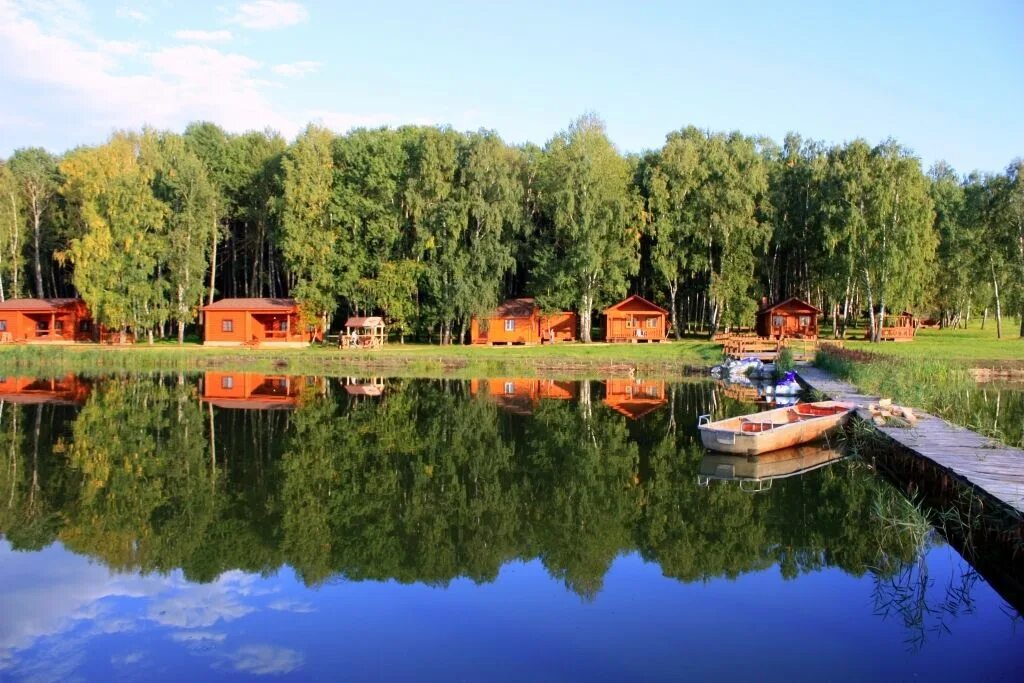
798, 366, 1024, 515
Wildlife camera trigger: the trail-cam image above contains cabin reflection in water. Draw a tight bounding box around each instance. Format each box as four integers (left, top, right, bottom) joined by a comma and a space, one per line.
697, 443, 847, 492
602, 378, 668, 420
201, 372, 318, 410
343, 377, 386, 397
0, 374, 92, 405
470, 378, 576, 414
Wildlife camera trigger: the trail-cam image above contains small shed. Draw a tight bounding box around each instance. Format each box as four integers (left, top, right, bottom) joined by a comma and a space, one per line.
201, 298, 318, 347
342, 316, 386, 349
755, 297, 820, 339
0, 298, 95, 343
866, 310, 916, 342
603, 295, 668, 343
470, 298, 578, 345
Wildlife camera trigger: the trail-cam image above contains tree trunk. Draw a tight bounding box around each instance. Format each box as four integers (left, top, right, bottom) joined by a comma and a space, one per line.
981, 307, 987, 331
178, 320, 186, 345
1019, 309, 1024, 338
31, 200, 43, 298
864, 269, 877, 343
992, 262, 1002, 339
669, 280, 679, 340
580, 294, 593, 343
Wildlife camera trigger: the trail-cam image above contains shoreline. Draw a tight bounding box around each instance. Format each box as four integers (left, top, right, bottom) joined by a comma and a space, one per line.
0, 341, 721, 379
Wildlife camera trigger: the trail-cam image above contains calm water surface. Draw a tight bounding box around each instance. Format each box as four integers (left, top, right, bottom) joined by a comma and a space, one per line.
0, 373, 1021, 682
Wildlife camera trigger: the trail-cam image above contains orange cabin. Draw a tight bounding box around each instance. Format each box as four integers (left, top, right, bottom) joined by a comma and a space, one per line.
603, 295, 668, 343
201, 372, 309, 410
0, 375, 92, 405
603, 379, 668, 420
0, 298, 96, 343
470, 298, 578, 345
755, 297, 819, 339
200, 298, 319, 346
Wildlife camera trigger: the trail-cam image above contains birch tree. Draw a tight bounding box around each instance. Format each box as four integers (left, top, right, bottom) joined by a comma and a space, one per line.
534, 115, 639, 342
8, 148, 59, 298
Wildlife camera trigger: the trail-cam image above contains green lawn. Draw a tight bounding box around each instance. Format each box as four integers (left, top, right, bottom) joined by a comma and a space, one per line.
0, 338, 724, 378
829, 320, 1024, 363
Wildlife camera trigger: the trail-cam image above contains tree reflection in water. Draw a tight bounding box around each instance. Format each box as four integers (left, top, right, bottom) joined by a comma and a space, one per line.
0, 374, 941, 603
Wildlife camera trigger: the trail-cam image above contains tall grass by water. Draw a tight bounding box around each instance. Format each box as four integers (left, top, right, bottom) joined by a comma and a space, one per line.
815, 346, 1024, 447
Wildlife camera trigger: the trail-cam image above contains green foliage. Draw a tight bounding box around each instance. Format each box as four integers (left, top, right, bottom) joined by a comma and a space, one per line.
532, 115, 640, 341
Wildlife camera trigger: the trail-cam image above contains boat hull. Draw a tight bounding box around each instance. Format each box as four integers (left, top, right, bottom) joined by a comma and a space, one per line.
698, 401, 852, 455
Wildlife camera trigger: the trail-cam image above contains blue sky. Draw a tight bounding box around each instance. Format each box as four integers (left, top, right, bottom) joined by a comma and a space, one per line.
1, 0, 1021, 173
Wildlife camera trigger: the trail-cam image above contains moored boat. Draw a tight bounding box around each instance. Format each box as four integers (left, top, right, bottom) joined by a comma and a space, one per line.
697, 401, 853, 455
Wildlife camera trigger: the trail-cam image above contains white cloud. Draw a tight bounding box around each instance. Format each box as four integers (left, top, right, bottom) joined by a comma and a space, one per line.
99, 39, 139, 55
271, 60, 320, 77
228, 1, 308, 30
267, 599, 315, 613
173, 29, 233, 43
0, 1, 298, 141
170, 631, 228, 643
115, 6, 149, 23
230, 645, 304, 675
146, 573, 257, 628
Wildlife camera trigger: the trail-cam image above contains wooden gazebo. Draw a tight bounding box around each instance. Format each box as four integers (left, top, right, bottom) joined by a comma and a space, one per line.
341, 316, 386, 349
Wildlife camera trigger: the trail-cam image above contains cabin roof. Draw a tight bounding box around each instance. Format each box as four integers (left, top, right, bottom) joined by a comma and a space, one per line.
201, 297, 298, 312
491, 297, 538, 318
344, 316, 385, 328
603, 294, 668, 315
757, 297, 821, 315
0, 297, 84, 312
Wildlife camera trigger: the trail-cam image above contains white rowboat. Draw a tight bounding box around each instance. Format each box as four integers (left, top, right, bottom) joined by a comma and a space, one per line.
697, 401, 853, 455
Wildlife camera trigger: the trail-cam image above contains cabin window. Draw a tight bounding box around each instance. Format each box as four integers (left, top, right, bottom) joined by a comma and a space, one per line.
646, 318, 656, 329
799, 315, 811, 327
79, 320, 92, 333
772, 315, 783, 328
54, 321, 63, 332
626, 318, 633, 328
222, 319, 234, 333
504, 382, 514, 394
0, 320, 6, 331
504, 319, 515, 332
221, 375, 234, 389
36, 320, 48, 332
280, 320, 288, 331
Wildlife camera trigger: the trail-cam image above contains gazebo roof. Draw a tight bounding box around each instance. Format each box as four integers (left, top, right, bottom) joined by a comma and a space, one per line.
344, 316, 385, 328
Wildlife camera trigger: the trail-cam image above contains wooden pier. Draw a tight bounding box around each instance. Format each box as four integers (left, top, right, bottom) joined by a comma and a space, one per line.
797, 366, 1024, 515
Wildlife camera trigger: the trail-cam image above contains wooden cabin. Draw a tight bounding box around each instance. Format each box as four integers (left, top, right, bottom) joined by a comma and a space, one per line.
201, 372, 308, 410
866, 310, 917, 342
755, 297, 819, 339
0, 298, 96, 343
341, 316, 386, 349
470, 298, 578, 345
200, 298, 319, 347
0, 375, 92, 405
602, 379, 667, 420
603, 295, 668, 343
470, 377, 576, 414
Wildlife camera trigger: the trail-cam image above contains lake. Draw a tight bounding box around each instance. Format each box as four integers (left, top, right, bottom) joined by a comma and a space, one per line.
0, 373, 1021, 682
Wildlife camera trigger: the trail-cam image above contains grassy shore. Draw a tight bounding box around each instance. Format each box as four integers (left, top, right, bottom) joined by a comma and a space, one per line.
0, 338, 724, 379
813, 321, 1023, 446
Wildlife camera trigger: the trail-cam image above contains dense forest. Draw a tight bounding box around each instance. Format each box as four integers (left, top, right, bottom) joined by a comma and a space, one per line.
0, 116, 1021, 341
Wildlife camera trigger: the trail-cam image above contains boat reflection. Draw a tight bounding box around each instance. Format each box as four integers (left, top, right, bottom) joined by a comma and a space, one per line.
697, 442, 847, 492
